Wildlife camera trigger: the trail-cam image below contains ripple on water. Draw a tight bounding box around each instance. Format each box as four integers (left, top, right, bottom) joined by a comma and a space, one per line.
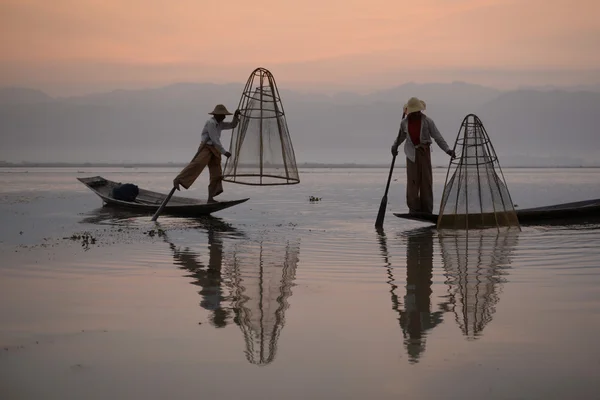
509, 226, 600, 273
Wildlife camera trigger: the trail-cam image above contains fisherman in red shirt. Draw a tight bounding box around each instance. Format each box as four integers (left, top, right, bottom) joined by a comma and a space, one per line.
392, 97, 455, 214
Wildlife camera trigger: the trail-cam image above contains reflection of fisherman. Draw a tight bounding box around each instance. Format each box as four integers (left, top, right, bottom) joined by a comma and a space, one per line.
399, 229, 444, 363
173, 104, 241, 203
168, 223, 300, 366
170, 229, 230, 327
377, 227, 446, 364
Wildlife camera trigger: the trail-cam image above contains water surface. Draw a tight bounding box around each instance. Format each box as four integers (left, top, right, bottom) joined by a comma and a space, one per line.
1, 167, 600, 399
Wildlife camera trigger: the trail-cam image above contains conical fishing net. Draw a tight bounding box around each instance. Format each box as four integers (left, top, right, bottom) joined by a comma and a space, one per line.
222, 68, 300, 185
437, 114, 520, 230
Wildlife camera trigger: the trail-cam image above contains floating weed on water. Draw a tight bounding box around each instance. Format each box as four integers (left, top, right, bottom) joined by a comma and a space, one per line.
143, 228, 167, 238
63, 232, 97, 250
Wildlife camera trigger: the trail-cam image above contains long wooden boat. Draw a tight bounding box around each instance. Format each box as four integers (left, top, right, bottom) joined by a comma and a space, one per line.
394, 198, 600, 226
78, 176, 249, 217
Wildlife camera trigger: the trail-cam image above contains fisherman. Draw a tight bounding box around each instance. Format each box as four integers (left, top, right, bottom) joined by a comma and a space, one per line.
391, 97, 455, 214
173, 104, 241, 203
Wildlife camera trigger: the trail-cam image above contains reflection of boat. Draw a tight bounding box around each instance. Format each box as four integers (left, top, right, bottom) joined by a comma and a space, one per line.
79, 206, 148, 225
377, 227, 447, 364
77, 176, 249, 217
395, 198, 600, 226
439, 229, 518, 339
228, 237, 300, 365
78, 206, 238, 231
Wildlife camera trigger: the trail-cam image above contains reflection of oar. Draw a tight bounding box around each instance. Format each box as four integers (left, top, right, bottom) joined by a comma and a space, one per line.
375, 226, 389, 264
375, 227, 403, 324
151, 187, 176, 222
375, 112, 406, 228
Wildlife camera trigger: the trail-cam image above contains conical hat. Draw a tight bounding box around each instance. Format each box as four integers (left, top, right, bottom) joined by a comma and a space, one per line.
406, 97, 426, 114
403, 100, 426, 115
209, 104, 232, 115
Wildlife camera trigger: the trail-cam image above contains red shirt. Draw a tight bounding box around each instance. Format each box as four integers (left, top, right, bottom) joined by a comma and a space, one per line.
408, 117, 422, 146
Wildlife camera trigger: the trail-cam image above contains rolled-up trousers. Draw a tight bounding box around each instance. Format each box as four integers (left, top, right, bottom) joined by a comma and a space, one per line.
406, 146, 433, 214
174, 143, 223, 198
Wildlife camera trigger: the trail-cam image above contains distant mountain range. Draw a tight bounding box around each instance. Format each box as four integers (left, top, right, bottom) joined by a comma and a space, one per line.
1, 82, 599, 166
0, 87, 54, 105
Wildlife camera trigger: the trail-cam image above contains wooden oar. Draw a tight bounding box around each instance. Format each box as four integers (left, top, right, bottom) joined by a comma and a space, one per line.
375, 112, 406, 228
152, 143, 205, 222
375, 154, 397, 228
151, 187, 176, 222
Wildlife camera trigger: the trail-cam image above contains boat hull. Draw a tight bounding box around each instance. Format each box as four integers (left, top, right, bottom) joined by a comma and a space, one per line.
78, 176, 249, 217
394, 198, 600, 226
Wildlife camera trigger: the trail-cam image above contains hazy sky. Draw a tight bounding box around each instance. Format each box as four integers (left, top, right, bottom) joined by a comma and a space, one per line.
1, 0, 599, 95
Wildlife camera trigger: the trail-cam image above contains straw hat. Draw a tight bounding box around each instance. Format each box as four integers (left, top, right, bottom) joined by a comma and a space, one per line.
209, 104, 232, 115
405, 97, 426, 114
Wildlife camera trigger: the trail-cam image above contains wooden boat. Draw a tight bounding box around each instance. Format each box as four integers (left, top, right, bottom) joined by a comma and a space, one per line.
394, 198, 600, 226
78, 176, 249, 217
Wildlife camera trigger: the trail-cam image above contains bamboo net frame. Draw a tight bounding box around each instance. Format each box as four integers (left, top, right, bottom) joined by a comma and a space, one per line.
437, 114, 520, 230
222, 67, 300, 186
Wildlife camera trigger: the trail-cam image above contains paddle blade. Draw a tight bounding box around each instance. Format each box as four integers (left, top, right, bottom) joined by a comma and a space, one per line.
375, 194, 388, 228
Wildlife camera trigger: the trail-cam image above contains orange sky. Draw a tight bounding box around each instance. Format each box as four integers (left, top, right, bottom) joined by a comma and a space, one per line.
1, 0, 599, 94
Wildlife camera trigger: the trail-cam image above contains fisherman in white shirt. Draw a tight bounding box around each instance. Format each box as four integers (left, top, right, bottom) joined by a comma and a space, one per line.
173, 104, 240, 203
392, 97, 455, 214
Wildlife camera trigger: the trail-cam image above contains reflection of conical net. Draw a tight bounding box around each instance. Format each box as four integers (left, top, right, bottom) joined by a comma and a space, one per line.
438, 114, 519, 230
439, 229, 518, 339
223, 67, 300, 185
227, 238, 300, 365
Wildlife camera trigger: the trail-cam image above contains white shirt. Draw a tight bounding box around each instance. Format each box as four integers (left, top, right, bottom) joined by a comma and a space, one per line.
201, 116, 239, 154
392, 114, 451, 162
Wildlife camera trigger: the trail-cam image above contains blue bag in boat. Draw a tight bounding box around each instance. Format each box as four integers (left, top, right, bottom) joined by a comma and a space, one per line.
111, 183, 139, 202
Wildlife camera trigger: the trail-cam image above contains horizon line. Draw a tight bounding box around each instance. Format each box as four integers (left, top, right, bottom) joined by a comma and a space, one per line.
1, 162, 598, 169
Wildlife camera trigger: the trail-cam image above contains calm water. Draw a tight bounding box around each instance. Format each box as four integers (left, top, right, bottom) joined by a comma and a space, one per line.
1, 167, 600, 399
